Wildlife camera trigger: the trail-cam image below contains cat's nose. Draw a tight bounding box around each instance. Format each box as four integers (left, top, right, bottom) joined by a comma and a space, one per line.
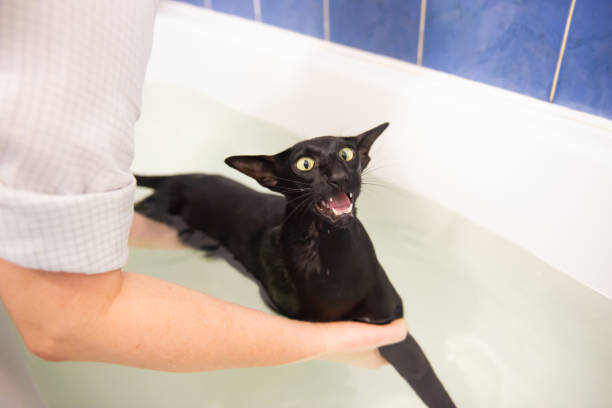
328, 180, 341, 190
328, 172, 348, 190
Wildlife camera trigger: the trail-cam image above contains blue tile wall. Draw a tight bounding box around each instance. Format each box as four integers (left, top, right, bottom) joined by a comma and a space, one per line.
176, 0, 204, 6
261, 0, 324, 39
329, 0, 421, 63
169, 0, 611, 120
211, 0, 254, 20
554, 0, 612, 118
423, 0, 570, 101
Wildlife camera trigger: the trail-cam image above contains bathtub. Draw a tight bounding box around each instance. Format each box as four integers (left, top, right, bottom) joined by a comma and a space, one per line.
2, 2, 611, 407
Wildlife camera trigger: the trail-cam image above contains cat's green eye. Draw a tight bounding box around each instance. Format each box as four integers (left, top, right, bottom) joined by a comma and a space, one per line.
338, 147, 355, 162
296, 157, 315, 171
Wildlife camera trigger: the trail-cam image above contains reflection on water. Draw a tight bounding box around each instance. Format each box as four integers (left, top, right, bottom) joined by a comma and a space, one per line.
5, 82, 611, 408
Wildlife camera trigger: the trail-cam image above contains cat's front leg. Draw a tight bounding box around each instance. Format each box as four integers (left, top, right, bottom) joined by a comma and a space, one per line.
350, 294, 403, 325
348, 271, 404, 324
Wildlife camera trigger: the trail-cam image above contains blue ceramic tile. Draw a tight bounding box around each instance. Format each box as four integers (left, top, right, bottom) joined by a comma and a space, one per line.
554, 0, 612, 119
211, 0, 254, 20
330, 0, 421, 63
260, 0, 324, 38
175, 0, 204, 7
423, 0, 570, 100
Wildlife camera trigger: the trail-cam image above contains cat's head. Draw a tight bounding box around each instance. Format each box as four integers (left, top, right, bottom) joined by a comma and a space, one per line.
225, 123, 388, 226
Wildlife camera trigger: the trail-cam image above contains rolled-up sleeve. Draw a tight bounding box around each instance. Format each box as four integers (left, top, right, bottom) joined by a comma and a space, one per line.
0, 0, 159, 273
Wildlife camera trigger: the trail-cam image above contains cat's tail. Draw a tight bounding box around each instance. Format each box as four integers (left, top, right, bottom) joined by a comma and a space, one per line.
379, 334, 456, 408
134, 174, 169, 189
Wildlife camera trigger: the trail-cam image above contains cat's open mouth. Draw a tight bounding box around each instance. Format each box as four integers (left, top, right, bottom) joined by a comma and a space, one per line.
315, 192, 354, 221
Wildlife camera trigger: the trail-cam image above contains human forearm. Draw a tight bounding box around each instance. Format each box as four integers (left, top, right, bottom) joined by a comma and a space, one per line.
0, 259, 405, 371
58, 270, 330, 371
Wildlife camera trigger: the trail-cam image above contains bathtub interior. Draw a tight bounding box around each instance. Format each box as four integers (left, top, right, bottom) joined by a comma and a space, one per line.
1, 81, 608, 408
2, 3, 612, 407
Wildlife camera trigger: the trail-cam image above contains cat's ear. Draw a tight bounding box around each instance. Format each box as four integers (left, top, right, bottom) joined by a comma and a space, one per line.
225, 155, 278, 187
355, 122, 388, 169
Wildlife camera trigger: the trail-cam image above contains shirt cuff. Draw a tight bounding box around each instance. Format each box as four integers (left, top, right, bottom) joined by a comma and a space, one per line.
0, 178, 135, 273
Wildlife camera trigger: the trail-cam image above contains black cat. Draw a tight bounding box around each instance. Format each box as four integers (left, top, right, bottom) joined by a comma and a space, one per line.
135, 123, 456, 407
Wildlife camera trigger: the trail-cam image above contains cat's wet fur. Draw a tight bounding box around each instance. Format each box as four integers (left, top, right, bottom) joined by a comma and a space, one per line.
135, 123, 456, 407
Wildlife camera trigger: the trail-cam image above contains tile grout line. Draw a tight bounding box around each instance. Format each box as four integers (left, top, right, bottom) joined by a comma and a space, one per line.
323, 0, 330, 41
253, 0, 262, 22
549, 0, 576, 103
417, 0, 427, 66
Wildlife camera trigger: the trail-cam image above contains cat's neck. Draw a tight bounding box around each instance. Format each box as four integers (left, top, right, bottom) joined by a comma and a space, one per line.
279, 209, 358, 249
277, 208, 365, 281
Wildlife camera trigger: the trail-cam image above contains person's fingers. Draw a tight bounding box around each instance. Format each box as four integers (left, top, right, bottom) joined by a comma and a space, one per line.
368, 318, 408, 348
324, 349, 388, 369
317, 319, 408, 368
313, 318, 407, 368
330, 318, 408, 352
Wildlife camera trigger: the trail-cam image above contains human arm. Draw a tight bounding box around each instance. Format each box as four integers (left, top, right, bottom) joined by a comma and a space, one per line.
0, 257, 406, 371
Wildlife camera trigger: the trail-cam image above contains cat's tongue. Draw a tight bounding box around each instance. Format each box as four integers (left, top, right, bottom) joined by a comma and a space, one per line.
330, 192, 351, 211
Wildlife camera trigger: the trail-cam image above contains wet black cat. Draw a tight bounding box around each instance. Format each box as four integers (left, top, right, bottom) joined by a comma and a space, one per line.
135, 123, 456, 407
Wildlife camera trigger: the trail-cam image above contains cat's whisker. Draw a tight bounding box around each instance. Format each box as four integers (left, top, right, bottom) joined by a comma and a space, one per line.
284, 197, 310, 209
288, 196, 313, 211
274, 186, 311, 193
274, 185, 308, 190
299, 198, 316, 220
361, 183, 398, 195
296, 201, 314, 223
283, 201, 306, 223
361, 176, 395, 187
361, 163, 393, 177
272, 176, 310, 186
278, 184, 312, 190
283, 191, 313, 205
283, 194, 313, 223
362, 181, 395, 188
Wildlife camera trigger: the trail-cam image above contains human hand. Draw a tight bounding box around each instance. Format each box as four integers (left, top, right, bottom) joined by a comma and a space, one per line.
315, 318, 407, 368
